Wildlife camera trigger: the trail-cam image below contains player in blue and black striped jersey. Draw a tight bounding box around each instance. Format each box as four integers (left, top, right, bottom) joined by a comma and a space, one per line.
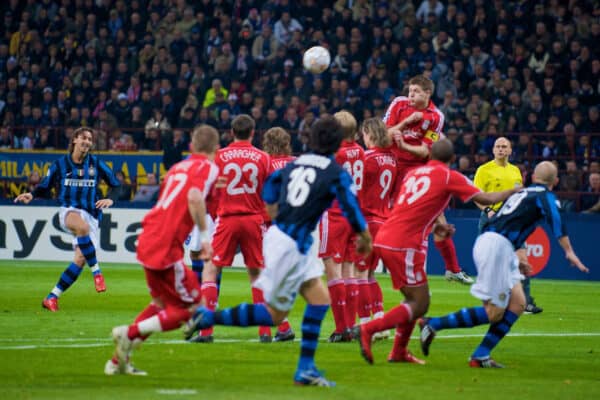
420, 161, 589, 368
185, 115, 372, 387
14, 127, 120, 312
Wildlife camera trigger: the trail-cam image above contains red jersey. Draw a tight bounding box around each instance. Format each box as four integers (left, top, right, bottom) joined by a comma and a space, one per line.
137, 154, 219, 269
383, 96, 445, 165
375, 160, 480, 251
269, 154, 296, 173
263, 154, 295, 223
329, 140, 365, 215
359, 146, 398, 219
214, 141, 270, 216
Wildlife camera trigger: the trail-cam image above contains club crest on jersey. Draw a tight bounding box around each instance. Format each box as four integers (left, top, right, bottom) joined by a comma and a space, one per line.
88, 166, 95, 177
421, 120, 430, 130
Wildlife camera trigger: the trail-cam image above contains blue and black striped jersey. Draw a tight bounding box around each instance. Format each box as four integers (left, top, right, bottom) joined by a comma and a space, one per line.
262, 153, 367, 254
483, 184, 567, 249
32, 154, 120, 219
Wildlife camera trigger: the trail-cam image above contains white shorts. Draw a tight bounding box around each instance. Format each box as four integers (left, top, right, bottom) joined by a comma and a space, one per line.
58, 207, 100, 249
470, 232, 523, 308
185, 215, 216, 252
254, 225, 324, 311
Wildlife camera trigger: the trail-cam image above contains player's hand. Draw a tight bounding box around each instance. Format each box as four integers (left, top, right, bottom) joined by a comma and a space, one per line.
199, 241, 213, 261
432, 223, 455, 238
356, 231, 372, 256
95, 198, 114, 208
565, 251, 589, 273
14, 193, 33, 204
405, 111, 423, 125
487, 209, 496, 218
519, 260, 532, 276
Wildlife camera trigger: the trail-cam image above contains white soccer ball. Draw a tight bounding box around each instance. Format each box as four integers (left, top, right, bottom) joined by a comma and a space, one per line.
303, 46, 331, 74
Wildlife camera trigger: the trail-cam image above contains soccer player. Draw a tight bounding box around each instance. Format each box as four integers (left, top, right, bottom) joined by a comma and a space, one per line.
356, 139, 516, 365
201, 114, 273, 342
14, 127, 120, 312
356, 118, 398, 339
185, 116, 372, 387
318, 110, 365, 342
261, 126, 296, 342
106, 124, 219, 375
383, 75, 473, 284
420, 161, 589, 368
473, 137, 542, 314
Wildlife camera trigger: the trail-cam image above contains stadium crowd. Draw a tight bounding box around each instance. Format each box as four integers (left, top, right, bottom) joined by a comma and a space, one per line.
0, 0, 599, 210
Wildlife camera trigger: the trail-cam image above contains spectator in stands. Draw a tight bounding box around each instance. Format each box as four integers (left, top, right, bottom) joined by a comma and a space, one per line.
581, 173, 600, 211
202, 79, 228, 109
108, 170, 133, 202
132, 172, 160, 203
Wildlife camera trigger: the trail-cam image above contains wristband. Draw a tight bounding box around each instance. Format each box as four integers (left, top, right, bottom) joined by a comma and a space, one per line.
198, 230, 210, 243
484, 207, 494, 214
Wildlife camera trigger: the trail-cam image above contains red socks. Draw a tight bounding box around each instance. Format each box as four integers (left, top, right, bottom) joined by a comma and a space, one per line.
390, 320, 417, 355
345, 279, 359, 329
357, 279, 372, 320
435, 237, 460, 273
369, 278, 384, 315
328, 279, 347, 333
364, 303, 412, 335
201, 281, 219, 336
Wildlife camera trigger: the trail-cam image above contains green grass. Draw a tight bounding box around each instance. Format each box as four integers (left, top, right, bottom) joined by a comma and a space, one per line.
1, 260, 598, 400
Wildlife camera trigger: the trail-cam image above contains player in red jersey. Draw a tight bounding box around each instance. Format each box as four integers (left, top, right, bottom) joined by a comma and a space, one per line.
106, 125, 219, 375
201, 114, 274, 342
318, 110, 364, 342
383, 74, 474, 285
261, 126, 296, 342
356, 139, 516, 365
355, 119, 397, 339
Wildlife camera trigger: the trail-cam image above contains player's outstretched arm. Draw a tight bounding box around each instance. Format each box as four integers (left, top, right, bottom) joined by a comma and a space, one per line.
14, 192, 33, 204
95, 198, 114, 208
558, 236, 589, 273
472, 188, 517, 206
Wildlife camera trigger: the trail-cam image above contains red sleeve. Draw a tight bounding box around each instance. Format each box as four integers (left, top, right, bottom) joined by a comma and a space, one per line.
382, 97, 408, 127
447, 170, 481, 202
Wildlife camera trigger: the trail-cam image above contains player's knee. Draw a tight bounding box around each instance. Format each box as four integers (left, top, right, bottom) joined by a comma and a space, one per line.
73, 253, 86, 267
510, 299, 526, 316
485, 305, 505, 323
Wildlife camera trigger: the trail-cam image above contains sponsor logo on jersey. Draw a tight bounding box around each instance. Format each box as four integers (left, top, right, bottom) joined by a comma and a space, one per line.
525, 226, 551, 275
63, 178, 96, 187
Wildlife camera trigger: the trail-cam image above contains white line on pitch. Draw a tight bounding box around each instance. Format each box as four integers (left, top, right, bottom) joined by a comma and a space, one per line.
0, 332, 599, 350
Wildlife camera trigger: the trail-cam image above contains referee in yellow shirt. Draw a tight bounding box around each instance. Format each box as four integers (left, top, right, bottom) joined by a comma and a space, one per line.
473, 137, 542, 314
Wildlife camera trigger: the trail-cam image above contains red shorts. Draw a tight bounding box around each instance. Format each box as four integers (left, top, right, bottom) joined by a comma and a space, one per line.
318, 211, 358, 263
356, 219, 384, 272
212, 214, 265, 268
144, 261, 201, 308
375, 246, 427, 289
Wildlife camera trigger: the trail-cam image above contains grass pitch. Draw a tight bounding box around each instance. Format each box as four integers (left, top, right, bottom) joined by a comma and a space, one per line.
0, 261, 598, 400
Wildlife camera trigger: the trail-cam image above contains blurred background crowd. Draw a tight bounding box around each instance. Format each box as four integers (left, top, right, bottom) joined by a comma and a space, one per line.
0, 0, 599, 210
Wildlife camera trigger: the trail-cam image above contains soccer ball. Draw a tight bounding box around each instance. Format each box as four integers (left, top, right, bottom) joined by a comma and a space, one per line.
303, 46, 331, 74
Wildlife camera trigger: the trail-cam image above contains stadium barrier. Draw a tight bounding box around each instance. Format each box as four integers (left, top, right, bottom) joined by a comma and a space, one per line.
1, 205, 597, 281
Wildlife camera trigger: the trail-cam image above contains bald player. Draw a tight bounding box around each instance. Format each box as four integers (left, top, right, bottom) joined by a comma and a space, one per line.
421, 161, 589, 368
473, 138, 542, 314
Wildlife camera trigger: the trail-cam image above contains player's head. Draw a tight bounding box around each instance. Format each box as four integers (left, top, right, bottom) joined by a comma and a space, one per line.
231, 114, 255, 140
262, 127, 291, 156
309, 115, 344, 155
493, 137, 512, 161
430, 138, 455, 164
533, 161, 559, 189
333, 110, 358, 141
407, 75, 434, 108
361, 118, 391, 148
191, 124, 219, 160
69, 127, 94, 154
